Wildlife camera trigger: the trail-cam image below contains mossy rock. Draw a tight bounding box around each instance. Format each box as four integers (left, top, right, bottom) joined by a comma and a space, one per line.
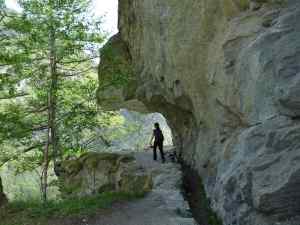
117, 154, 136, 164
235, 0, 250, 10
60, 179, 83, 196
96, 34, 139, 111
78, 152, 135, 170
58, 152, 142, 198
119, 173, 153, 196
98, 184, 116, 193
60, 152, 135, 175
61, 159, 83, 176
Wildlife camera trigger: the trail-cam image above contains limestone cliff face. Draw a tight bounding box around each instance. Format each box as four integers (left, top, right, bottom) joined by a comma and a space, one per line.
98, 0, 300, 224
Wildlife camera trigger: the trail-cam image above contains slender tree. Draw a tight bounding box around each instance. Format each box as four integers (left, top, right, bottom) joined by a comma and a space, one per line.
0, 0, 104, 202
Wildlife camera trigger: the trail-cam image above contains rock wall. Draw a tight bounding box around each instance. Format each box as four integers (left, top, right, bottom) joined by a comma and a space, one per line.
97, 0, 300, 224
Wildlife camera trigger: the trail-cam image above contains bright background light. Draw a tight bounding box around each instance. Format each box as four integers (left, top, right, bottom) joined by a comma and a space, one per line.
5, 0, 119, 37
5, 0, 22, 12
91, 0, 118, 36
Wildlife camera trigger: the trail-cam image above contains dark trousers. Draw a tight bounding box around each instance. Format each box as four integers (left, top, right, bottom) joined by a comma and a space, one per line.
153, 141, 165, 162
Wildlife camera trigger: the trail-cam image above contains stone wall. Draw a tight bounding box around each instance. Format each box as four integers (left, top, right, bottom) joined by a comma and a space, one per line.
97, 0, 300, 224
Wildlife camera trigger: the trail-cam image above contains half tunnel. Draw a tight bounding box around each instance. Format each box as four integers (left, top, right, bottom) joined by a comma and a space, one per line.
97, 1, 300, 225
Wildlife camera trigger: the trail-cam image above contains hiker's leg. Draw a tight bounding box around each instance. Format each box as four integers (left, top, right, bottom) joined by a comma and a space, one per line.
153, 143, 158, 161
159, 142, 166, 162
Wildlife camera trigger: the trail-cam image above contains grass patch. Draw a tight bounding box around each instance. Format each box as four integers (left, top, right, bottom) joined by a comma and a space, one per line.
1, 192, 144, 225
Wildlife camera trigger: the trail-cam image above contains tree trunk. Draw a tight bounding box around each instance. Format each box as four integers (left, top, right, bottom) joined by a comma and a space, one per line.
41, 121, 50, 203
49, 25, 60, 167
41, 23, 59, 203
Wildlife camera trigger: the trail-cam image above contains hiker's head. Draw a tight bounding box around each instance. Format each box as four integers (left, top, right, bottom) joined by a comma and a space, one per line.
154, 122, 160, 129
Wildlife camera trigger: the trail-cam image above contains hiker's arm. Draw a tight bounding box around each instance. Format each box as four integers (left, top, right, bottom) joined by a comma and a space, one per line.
149, 133, 154, 145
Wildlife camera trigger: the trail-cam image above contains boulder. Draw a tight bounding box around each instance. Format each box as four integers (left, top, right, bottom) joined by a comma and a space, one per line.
57, 152, 152, 197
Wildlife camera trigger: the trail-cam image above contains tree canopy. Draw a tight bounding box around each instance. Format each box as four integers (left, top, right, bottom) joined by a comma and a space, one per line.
0, 0, 108, 201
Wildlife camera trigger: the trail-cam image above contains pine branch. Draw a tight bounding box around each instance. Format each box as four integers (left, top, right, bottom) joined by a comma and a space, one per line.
60, 66, 93, 77
23, 142, 47, 153
0, 92, 29, 100
0, 142, 47, 167
58, 56, 98, 65
26, 106, 48, 114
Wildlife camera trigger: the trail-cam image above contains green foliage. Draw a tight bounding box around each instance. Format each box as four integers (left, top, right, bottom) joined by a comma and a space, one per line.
0, 0, 126, 204
0, 104, 31, 144
0, 0, 107, 169
0, 0, 143, 205
0, 162, 59, 201
1, 192, 143, 225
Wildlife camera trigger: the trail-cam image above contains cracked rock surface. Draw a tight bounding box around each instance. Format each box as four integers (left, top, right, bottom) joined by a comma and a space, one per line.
97, 0, 300, 224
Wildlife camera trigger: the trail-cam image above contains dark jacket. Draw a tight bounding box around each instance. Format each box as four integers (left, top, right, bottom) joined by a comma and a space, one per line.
153, 128, 164, 143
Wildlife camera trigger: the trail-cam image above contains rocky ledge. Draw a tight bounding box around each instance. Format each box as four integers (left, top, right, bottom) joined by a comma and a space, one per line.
56, 152, 153, 197
97, 0, 300, 224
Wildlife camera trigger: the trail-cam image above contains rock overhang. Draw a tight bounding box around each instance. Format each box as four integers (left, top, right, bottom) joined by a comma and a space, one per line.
97, 1, 300, 224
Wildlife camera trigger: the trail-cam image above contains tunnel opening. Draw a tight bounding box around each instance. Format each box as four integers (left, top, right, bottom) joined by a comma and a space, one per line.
106, 108, 174, 152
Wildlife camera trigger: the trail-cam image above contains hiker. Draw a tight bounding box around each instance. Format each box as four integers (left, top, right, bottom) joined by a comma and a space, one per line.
149, 122, 166, 163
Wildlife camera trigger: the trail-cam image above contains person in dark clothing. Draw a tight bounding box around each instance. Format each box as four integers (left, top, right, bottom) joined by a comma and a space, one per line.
149, 122, 166, 163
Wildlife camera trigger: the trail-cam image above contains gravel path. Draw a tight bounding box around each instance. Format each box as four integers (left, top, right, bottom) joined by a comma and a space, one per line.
84, 150, 197, 225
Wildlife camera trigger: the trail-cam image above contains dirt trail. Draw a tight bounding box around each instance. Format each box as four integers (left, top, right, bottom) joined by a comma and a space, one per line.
83, 150, 197, 225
